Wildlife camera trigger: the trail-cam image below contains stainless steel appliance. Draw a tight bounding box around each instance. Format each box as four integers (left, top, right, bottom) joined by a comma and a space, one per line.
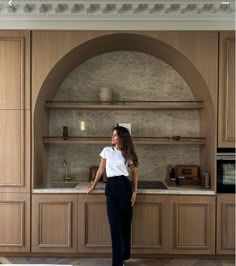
217, 148, 236, 193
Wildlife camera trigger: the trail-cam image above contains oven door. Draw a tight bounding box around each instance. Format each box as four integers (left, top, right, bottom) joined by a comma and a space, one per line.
217, 158, 236, 193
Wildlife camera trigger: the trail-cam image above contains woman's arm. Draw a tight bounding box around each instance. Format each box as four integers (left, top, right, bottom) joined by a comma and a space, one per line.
130, 164, 138, 206
87, 157, 106, 193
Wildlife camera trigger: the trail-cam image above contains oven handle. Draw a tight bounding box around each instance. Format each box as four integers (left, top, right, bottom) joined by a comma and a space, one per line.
217, 157, 235, 161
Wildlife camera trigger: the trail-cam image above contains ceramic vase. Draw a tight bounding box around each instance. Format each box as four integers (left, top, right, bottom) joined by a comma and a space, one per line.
99, 87, 112, 104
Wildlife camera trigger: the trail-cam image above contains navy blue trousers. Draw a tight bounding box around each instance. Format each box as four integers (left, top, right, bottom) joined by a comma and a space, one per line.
105, 175, 133, 266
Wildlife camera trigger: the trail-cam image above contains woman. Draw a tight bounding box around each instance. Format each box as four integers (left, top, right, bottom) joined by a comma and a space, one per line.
87, 126, 139, 266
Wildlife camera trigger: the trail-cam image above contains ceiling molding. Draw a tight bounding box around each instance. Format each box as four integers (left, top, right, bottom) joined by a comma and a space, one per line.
0, 0, 235, 30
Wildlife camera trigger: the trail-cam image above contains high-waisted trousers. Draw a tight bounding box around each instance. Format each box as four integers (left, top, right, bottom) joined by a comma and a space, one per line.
105, 175, 133, 266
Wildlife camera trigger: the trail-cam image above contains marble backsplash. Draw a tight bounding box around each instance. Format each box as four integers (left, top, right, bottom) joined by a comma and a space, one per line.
47, 51, 201, 182
48, 109, 200, 137
54, 51, 195, 102
48, 144, 200, 182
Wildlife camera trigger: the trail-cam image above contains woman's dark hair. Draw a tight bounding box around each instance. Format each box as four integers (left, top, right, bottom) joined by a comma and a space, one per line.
112, 126, 139, 167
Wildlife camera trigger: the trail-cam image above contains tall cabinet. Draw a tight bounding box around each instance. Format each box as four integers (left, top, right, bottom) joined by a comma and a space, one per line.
0, 31, 30, 252
217, 31, 235, 254
218, 31, 235, 147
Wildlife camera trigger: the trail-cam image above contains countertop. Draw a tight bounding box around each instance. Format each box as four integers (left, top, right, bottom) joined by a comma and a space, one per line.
32, 181, 215, 195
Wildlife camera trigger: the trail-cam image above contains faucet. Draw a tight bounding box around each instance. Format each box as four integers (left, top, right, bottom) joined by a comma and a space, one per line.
62, 160, 72, 182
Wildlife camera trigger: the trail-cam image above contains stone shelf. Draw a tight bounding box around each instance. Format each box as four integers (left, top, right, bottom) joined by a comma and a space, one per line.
43, 136, 206, 145
45, 100, 204, 110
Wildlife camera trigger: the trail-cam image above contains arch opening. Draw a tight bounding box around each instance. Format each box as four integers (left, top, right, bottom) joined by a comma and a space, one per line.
33, 33, 216, 190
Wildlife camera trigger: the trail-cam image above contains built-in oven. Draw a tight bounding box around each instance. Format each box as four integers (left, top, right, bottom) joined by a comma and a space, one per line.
217, 148, 236, 193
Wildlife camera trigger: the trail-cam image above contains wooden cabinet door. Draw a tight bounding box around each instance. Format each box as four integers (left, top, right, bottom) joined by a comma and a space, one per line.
78, 194, 171, 254
131, 195, 169, 254
218, 31, 235, 147
0, 31, 30, 110
0, 193, 30, 252
0, 110, 30, 192
32, 194, 78, 253
0, 31, 30, 192
216, 194, 235, 254
77, 194, 112, 253
169, 195, 215, 254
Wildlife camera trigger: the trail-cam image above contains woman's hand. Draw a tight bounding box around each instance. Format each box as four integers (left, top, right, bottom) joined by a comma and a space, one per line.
87, 185, 95, 194
131, 191, 137, 207
87, 158, 105, 194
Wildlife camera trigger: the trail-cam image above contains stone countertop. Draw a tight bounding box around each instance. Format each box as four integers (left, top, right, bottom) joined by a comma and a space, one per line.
32, 181, 215, 195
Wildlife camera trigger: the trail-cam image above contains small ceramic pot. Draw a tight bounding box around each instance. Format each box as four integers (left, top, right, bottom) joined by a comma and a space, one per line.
99, 87, 112, 104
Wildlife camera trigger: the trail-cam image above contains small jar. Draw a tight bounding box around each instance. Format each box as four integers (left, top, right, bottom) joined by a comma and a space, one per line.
202, 172, 210, 189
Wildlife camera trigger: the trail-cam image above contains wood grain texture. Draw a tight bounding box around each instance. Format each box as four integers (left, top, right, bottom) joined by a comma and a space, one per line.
85, 201, 111, 247
0, 193, 30, 252
131, 195, 169, 254
169, 195, 215, 254
0, 31, 30, 110
0, 31, 31, 193
78, 194, 112, 254
216, 194, 235, 255
218, 31, 235, 148
0, 110, 30, 192
32, 194, 78, 253
0, 111, 21, 186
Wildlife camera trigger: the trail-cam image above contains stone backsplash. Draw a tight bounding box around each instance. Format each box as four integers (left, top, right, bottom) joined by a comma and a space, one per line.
47, 51, 200, 182
48, 144, 200, 182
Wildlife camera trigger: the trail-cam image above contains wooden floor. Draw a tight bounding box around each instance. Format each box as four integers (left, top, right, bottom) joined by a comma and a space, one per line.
0, 257, 235, 266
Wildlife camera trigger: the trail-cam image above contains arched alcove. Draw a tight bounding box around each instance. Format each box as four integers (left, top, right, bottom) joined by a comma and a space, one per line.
33, 33, 216, 190
35, 33, 212, 105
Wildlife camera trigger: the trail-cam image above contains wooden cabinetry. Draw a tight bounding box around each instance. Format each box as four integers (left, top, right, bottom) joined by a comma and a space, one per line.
77, 194, 215, 255
32, 194, 216, 255
0, 193, 30, 252
78, 194, 111, 253
0, 31, 30, 192
216, 194, 235, 254
131, 195, 169, 254
32, 194, 78, 253
0, 110, 30, 192
78, 194, 170, 254
0, 30, 30, 253
169, 195, 215, 254
218, 31, 235, 147
0, 31, 30, 109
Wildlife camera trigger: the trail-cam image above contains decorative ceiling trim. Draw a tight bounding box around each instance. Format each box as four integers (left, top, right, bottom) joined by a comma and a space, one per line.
0, 0, 235, 30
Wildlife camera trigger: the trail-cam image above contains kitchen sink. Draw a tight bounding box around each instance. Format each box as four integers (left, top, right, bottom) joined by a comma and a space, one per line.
44, 182, 78, 188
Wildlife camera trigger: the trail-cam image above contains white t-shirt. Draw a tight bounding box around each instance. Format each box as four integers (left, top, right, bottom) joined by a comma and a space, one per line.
100, 146, 131, 177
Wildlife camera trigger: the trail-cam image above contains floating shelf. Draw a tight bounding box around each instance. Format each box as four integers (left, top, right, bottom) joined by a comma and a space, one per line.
43, 136, 206, 145
45, 101, 204, 110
